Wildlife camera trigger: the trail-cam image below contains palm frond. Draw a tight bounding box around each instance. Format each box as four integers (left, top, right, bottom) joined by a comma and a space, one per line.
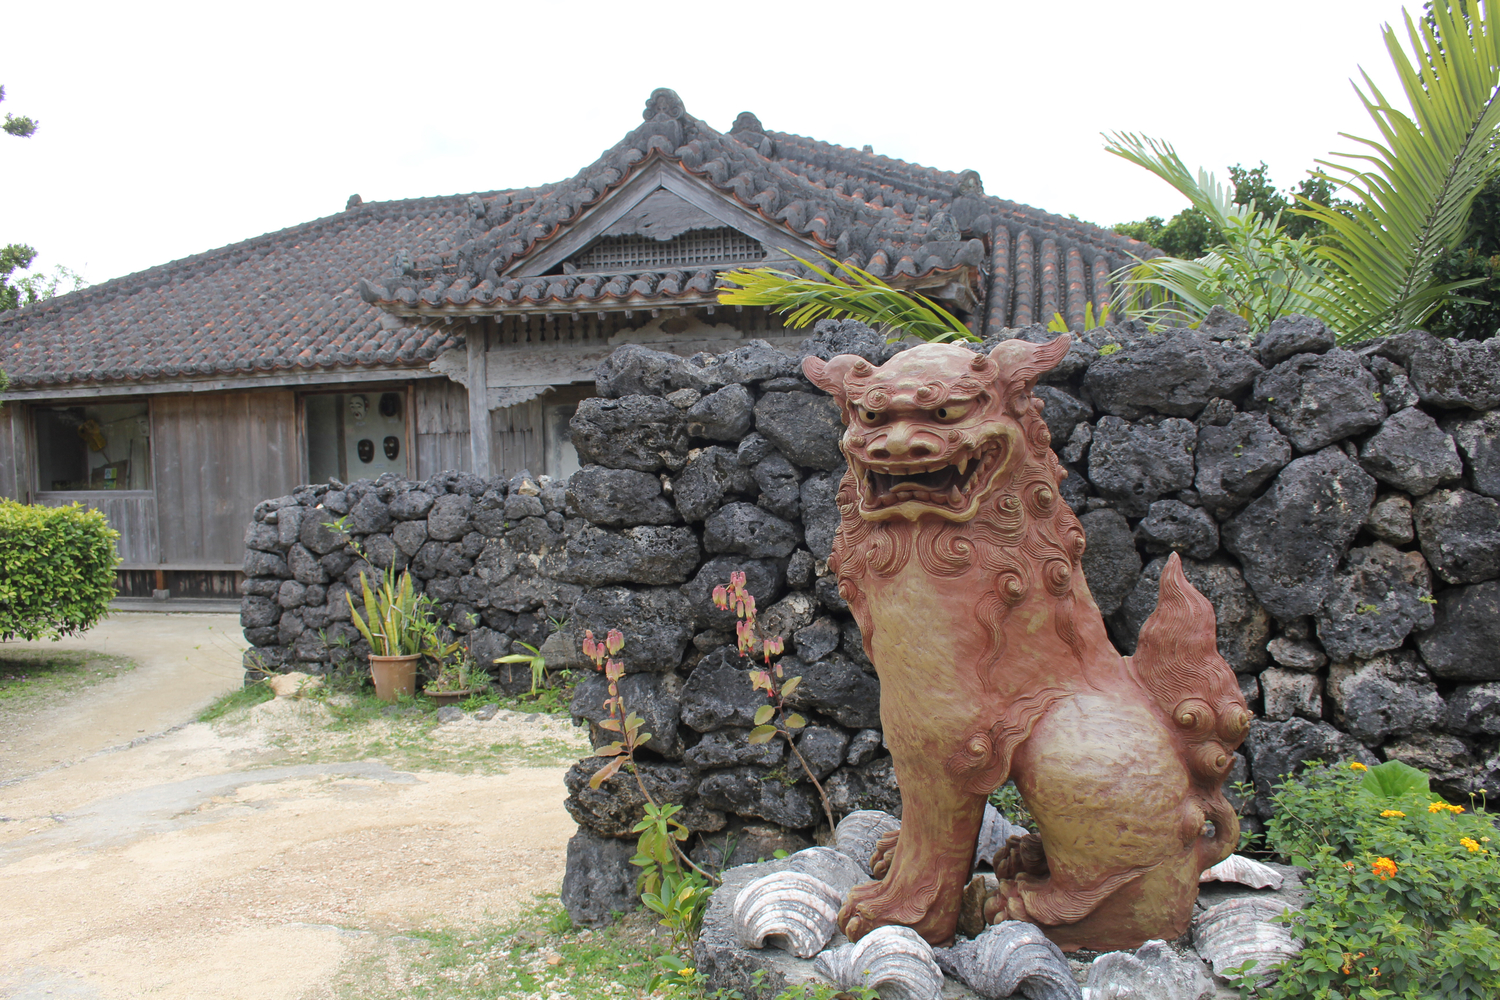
718, 252, 977, 343
1295, 0, 1500, 342
1103, 132, 1242, 230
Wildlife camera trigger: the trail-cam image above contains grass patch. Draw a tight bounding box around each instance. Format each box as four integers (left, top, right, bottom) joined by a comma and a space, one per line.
333, 896, 671, 1000
197, 681, 274, 722
0, 649, 136, 706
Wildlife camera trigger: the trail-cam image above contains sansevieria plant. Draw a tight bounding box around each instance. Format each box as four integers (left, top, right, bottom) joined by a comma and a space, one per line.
346, 566, 428, 657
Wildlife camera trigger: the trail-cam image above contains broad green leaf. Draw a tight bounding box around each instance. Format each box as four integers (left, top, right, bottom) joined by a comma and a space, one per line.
785, 713, 806, 729
747, 725, 778, 745
1359, 760, 1431, 800
780, 676, 801, 699
753, 704, 775, 726
588, 755, 625, 788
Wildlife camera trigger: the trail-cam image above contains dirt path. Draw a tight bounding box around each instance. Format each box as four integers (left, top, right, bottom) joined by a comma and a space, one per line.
0, 614, 588, 1000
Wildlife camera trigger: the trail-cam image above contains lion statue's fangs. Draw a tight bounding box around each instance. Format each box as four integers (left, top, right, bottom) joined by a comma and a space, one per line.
803, 336, 1250, 953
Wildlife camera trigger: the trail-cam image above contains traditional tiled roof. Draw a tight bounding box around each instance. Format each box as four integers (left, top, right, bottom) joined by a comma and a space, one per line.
358, 90, 1153, 335
0, 193, 473, 390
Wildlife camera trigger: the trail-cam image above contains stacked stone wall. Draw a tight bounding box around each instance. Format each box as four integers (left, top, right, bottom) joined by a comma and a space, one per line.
240, 316, 1500, 929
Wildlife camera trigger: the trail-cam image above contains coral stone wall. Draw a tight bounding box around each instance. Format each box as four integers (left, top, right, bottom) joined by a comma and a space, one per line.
240, 316, 1500, 930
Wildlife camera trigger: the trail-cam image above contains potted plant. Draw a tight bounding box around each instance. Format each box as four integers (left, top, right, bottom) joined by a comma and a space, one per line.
423, 634, 483, 706
346, 566, 429, 702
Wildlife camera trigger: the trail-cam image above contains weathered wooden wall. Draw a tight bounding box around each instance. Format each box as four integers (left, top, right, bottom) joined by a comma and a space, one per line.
0, 403, 30, 501
152, 391, 298, 566
414, 379, 471, 478
32, 491, 160, 566
490, 398, 547, 479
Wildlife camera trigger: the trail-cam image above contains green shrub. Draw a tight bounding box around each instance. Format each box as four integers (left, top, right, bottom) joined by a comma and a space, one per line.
0, 499, 118, 641
1253, 760, 1500, 999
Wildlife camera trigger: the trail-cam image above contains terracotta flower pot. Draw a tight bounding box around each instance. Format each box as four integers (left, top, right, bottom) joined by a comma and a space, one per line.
426, 688, 476, 707
369, 653, 420, 702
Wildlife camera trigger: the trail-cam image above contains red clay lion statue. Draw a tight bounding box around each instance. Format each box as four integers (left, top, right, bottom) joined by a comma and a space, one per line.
803, 336, 1250, 953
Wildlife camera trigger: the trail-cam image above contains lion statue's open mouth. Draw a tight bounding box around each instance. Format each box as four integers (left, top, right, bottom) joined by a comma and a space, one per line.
861, 439, 1009, 515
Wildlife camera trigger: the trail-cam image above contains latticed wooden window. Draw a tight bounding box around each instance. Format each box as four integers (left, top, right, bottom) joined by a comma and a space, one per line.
573, 228, 766, 271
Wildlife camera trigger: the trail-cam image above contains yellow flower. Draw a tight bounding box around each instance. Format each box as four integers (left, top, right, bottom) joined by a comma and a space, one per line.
1461, 837, 1483, 853
678, 968, 695, 978
1380, 809, 1406, 818
1349, 762, 1368, 772
1428, 801, 1465, 814
1372, 857, 1398, 880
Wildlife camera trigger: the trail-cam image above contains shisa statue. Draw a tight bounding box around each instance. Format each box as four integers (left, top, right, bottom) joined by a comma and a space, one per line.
802, 336, 1250, 953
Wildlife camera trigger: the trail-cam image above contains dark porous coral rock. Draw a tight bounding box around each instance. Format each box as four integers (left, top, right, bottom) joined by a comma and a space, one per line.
1413, 488, 1500, 584
565, 756, 697, 837
794, 726, 851, 781
799, 470, 843, 561
1253, 349, 1386, 453
426, 493, 474, 541
1087, 416, 1197, 516
244, 520, 281, 553
1245, 718, 1378, 817
570, 395, 690, 473
548, 525, 701, 586
1222, 448, 1377, 621
595, 343, 718, 399
392, 519, 428, 557
705, 339, 799, 385
244, 549, 290, 579
845, 729, 883, 766
1078, 509, 1140, 617
799, 318, 906, 365
684, 727, 786, 770
752, 452, 803, 521
1258, 667, 1322, 722
1364, 494, 1414, 544
817, 575, 850, 614
1256, 314, 1335, 366
752, 391, 845, 471
567, 465, 679, 527
560, 828, 639, 927
388, 489, 435, 521
275, 506, 305, 550
1383, 733, 1481, 798
1267, 637, 1326, 672
571, 671, 683, 757
757, 593, 817, 646
696, 767, 821, 829
1416, 579, 1500, 680
683, 556, 784, 631
780, 653, 882, 729
736, 431, 775, 467
673, 446, 756, 522
240, 596, 281, 629
1358, 407, 1462, 495
703, 502, 801, 559
1082, 328, 1261, 419
1448, 410, 1500, 499
825, 756, 902, 817
1033, 385, 1091, 445
1326, 651, 1443, 747
569, 586, 694, 674
680, 647, 767, 732
1114, 555, 1270, 672
1373, 329, 1500, 409
1135, 500, 1219, 560
685, 384, 755, 442
793, 617, 840, 662
1314, 542, 1434, 661
346, 492, 392, 535
1193, 411, 1293, 520
298, 509, 347, 555
785, 549, 815, 590
1444, 682, 1500, 736
504, 493, 546, 519
362, 532, 399, 570
288, 544, 330, 585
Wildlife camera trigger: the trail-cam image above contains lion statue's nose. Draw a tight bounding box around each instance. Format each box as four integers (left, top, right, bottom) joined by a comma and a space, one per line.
868, 425, 942, 461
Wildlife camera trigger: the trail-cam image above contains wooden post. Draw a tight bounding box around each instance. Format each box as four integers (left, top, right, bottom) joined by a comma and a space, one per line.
466, 323, 493, 478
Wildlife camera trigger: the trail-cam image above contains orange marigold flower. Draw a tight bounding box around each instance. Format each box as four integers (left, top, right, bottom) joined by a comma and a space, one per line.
1380, 809, 1406, 818
1372, 857, 1398, 880
1461, 837, 1483, 853
1349, 761, 1368, 772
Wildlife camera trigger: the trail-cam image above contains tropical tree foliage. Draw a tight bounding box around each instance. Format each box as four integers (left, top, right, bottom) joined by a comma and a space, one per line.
719, 253, 975, 343
1297, 0, 1500, 342
1104, 133, 1326, 330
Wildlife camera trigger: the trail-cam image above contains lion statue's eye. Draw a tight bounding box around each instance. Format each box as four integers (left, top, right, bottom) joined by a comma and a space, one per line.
864, 410, 879, 422
934, 403, 971, 422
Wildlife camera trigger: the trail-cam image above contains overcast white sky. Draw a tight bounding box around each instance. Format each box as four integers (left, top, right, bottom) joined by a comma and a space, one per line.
4, 0, 1417, 288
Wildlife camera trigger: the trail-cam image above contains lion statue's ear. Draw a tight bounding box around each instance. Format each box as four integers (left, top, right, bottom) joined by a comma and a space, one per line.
988, 335, 1071, 413
802, 354, 868, 403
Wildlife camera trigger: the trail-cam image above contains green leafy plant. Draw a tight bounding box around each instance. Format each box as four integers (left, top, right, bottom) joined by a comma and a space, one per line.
715, 571, 838, 834
1047, 301, 1110, 333
424, 635, 485, 694
495, 640, 548, 694
345, 565, 430, 657
1296, 0, 1500, 343
1104, 132, 1326, 330
719, 251, 977, 343
1252, 759, 1499, 998
0, 500, 118, 641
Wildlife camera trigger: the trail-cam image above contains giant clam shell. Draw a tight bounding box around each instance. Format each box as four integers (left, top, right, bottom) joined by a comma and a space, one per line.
934, 920, 1080, 1000
973, 802, 1030, 871
834, 809, 901, 876
813, 925, 945, 1000
1199, 854, 1284, 890
1191, 897, 1301, 979
1084, 939, 1214, 1000
731, 870, 842, 959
